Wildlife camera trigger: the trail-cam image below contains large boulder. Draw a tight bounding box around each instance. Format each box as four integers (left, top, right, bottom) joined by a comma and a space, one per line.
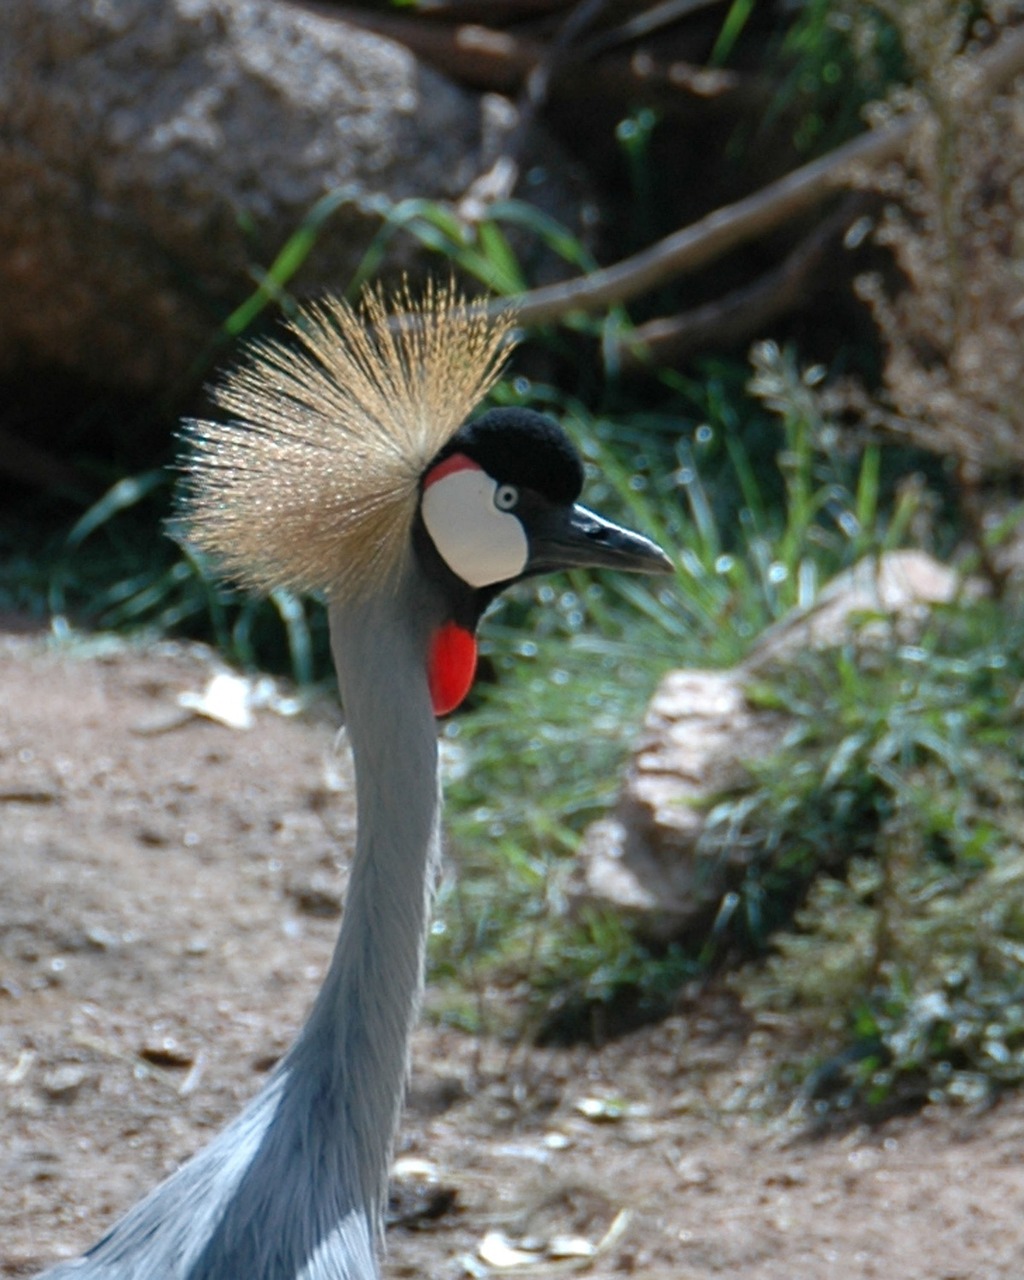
0, 0, 527, 392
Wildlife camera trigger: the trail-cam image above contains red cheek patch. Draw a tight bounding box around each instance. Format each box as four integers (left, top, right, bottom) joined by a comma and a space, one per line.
423, 451, 480, 488
428, 622, 478, 717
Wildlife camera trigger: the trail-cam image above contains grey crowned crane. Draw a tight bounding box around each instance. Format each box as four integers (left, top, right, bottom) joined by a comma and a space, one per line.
38, 284, 671, 1280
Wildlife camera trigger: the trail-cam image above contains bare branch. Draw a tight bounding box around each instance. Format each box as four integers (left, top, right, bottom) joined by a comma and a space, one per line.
490, 28, 1024, 327
614, 200, 862, 373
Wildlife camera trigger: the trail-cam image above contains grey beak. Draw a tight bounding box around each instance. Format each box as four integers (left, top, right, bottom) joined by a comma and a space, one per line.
527, 502, 674, 577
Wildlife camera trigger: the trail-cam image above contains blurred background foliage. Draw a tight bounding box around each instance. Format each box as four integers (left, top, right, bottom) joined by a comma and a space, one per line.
6, 0, 1024, 1118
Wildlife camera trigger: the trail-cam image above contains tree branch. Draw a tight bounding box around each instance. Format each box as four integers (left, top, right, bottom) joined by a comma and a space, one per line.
614, 200, 862, 372
490, 27, 1024, 327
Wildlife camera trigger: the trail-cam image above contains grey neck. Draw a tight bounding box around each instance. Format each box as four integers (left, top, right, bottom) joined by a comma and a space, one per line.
292, 582, 442, 1227
36, 578, 445, 1280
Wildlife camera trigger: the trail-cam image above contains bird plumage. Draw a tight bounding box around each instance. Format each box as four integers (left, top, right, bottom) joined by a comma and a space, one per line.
37, 284, 671, 1280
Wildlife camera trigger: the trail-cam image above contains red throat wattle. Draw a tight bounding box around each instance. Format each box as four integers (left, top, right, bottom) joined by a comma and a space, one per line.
428, 622, 478, 717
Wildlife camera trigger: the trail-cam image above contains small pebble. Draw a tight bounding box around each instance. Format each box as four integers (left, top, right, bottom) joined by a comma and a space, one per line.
41, 1064, 92, 1102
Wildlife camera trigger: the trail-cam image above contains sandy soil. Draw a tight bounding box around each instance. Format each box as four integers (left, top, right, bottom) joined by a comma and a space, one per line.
3, 630, 1024, 1279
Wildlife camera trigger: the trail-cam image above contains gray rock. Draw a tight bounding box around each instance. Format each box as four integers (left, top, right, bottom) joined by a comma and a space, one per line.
0, 0, 520, 392
574, 552, 972, 942
40, 1063, 94, 1103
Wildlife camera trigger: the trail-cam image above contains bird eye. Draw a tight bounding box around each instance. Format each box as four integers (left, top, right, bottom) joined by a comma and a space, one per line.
494, 484, 519, 511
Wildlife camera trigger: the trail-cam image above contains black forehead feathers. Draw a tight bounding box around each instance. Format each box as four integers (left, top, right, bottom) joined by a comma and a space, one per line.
437, 407, 584, 505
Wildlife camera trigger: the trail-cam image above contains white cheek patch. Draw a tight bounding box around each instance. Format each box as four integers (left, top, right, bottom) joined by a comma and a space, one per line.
422, 467, 529, 588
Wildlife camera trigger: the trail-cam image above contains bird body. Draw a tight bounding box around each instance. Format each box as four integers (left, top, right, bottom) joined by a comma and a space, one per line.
37, 285, 670, 1280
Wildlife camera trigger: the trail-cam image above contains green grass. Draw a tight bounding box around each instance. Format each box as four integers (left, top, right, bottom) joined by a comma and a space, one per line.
419, 330, 1024, 1118
733, 599, 1024, 1113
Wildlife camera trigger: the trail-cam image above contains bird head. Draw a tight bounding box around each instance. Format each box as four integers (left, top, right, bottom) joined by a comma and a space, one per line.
181, 284, 671, 717
413, 406, 671, 712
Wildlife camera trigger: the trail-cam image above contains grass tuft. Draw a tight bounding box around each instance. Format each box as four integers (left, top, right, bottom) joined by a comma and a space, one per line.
733, 599, 1024, 1112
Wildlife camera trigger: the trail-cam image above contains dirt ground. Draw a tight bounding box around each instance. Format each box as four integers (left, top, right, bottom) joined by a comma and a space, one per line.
3, 629, 1024, 1280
